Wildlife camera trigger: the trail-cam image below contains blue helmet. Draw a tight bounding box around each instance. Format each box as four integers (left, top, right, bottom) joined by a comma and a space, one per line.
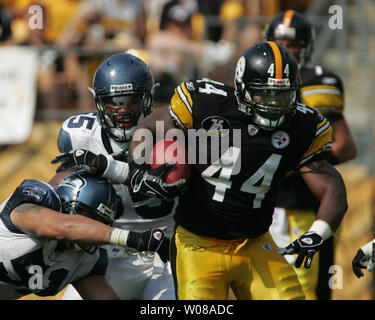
91, 53, 155, 143
55, 171, 120, 226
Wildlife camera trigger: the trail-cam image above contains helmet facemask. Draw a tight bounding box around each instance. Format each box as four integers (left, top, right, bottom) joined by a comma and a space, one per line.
96, 93, 152, 143
241, 85, 297, 130
90, 53, 156, 144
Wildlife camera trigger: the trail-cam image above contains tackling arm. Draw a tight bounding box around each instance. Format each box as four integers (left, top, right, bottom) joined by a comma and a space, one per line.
300, 159, 347, 232
10, 203, 170, 261
10, 203, 113, 245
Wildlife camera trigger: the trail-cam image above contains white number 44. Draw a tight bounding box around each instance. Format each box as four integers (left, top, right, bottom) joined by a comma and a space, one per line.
201, 147, 282, 208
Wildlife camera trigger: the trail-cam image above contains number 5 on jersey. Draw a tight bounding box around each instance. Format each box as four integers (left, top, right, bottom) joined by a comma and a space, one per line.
201, 147, 282, 208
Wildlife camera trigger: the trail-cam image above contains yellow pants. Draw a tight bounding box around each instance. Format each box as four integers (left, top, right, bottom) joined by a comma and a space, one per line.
171, 226, 305, 300
269, 208, 319, 300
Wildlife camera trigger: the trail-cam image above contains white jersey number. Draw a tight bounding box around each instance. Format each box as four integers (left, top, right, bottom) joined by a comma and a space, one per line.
201, 147, 282, 208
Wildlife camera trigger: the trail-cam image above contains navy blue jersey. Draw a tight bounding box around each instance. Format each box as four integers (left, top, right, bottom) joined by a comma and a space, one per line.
0, 180, 107, 299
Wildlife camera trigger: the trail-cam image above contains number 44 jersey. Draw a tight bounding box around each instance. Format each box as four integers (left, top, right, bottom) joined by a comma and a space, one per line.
169, 79, 332, 240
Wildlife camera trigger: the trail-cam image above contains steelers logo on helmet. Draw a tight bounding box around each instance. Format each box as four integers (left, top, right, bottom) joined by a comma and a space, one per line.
234, 41, 301, 131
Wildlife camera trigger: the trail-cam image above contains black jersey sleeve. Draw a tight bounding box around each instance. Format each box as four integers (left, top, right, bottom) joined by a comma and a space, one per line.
0, 180, 61, 233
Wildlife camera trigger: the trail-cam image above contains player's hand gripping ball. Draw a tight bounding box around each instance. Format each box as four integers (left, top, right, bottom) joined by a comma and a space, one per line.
150, 139, 192, 184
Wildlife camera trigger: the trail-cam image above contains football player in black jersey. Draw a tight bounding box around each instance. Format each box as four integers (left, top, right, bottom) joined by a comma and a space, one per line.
125, 41, 348, 300
264, 10, 357, 300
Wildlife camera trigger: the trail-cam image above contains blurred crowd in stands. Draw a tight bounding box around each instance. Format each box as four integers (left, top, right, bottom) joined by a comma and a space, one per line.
0, 0, 313, 112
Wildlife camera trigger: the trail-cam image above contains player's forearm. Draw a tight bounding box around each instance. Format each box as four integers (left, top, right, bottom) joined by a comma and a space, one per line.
314, 179, 347, 232
52, 214, 114, 245
11, 204, 113, 245
300, 160, 348, 232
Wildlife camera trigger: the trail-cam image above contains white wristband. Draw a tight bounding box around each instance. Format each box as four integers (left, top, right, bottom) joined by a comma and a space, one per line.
102, 155, 129, 184
109, 228, 129, 247
308, 220, 333, 241
361, 239, 375, 259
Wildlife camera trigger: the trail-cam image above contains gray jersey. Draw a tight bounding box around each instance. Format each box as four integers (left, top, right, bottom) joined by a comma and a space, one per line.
57, 113, 176, 233
0, 179, 107, 299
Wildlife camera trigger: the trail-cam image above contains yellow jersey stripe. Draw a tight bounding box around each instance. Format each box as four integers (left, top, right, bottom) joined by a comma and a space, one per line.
282, 10, 295, 28
170, 87, 193, 129
176, 85, 193, 115
316, 119, 331, 136
299, 142, 332, 167
267, 41, 283, 79
317, 117, 328, 130
300, 123, 333, 163
169, 106, 187, 130
180, 82, 193, 109
301, 85, 342, 97
301, 85, 343, 112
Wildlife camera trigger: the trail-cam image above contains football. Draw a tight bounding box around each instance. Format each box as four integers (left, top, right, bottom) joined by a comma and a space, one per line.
150, 139, 192, 184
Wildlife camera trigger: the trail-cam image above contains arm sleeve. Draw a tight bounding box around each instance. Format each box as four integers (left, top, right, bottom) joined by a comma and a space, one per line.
57, 127, 73, 153
297, 117, 333, 168
0, 180, 61, 233
169, 81, 195, 130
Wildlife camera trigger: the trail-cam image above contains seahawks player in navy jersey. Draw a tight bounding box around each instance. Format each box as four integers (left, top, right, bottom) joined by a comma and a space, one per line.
0, 171, 168, 299
125, 42, 348, 300
51, 53, 180, 300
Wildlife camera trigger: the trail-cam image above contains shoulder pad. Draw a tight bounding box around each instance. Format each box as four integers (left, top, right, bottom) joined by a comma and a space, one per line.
0, 180, 61, 233
295, 103, 319, 116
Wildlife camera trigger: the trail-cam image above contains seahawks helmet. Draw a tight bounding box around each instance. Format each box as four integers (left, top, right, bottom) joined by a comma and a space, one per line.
91, 53, 155, 143
264, 10, 315, 67
55, 171, 120, 226
234, 41, 301, 130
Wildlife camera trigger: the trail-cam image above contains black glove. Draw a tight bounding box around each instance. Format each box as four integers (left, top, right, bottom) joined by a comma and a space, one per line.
352, 249, 368, 278
127, 228, 170, 263
129, 160, 186, 200
352, 243, 375, 278
52, 149, 108, 175
277, 231, 324, 268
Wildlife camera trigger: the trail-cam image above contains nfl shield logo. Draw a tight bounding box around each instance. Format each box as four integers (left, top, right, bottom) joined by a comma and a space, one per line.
248, 124, 259, 136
